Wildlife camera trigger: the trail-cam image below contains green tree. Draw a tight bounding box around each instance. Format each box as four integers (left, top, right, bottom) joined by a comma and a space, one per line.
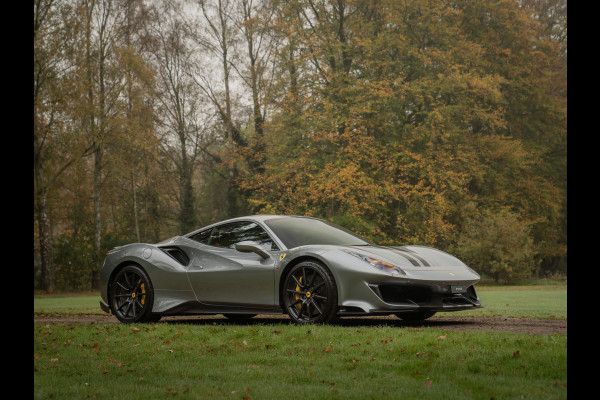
453, 206, 539, 283
242, 0, 566, 279
35, 0, 96, 292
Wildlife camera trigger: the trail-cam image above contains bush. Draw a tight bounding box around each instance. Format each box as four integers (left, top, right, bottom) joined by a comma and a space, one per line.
53, 231, 132, 291
53, 233, 96, 291
452, 207, 539, 284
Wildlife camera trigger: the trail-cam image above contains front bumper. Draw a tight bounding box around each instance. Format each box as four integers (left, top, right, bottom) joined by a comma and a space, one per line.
336, 270, 483, 315
370, 281, 481, 310
339, 281, 482, 315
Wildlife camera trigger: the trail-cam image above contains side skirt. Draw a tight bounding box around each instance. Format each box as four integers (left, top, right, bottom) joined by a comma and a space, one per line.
159, 300, 282, 316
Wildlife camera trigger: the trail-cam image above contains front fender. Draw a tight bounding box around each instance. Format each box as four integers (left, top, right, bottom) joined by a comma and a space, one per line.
274, 246, 391, 309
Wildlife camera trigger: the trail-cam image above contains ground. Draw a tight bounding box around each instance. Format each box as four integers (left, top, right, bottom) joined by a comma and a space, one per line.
33, 314, 566, 335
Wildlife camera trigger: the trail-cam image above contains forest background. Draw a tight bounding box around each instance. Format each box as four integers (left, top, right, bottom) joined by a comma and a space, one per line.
33, 0, 566, 292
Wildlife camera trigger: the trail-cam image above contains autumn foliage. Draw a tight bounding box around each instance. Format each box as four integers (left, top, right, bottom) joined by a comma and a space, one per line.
34, 0, 566, 290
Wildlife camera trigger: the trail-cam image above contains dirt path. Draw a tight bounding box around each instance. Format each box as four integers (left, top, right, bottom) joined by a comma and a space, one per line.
33, 314, 566, 335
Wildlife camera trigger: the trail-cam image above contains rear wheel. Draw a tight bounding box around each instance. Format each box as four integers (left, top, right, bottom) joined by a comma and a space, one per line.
395, 311, 437, 321
282, 261, 338, 324
109, 265, 157, 323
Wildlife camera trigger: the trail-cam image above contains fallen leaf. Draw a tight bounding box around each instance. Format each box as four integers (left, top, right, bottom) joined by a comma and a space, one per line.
437, 335, 446, 341
243, 340, 248, 346
512, 350, 520, 358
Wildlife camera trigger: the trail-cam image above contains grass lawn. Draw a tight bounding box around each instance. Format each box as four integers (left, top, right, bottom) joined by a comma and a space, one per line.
453, 285, 566, 319
33, 283, 568, 319
34, 284, 567, 399
34, 321, 566, 400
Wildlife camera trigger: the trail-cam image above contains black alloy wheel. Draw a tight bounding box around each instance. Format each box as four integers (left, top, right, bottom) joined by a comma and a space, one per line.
283, 261, 338, 324
109, 265, 159, 323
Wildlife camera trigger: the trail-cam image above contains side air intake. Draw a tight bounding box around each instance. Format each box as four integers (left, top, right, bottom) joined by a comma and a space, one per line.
159, 246, 190, 266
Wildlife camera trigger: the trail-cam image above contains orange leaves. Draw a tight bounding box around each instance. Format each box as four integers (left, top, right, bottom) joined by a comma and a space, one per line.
238, 0, 565, 272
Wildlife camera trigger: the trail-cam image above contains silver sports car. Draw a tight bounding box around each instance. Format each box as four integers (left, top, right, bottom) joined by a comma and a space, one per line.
99, 215, 482, 324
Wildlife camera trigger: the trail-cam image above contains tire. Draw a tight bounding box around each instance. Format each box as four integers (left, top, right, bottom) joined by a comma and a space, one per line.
282, 261, 338, 324
223, 314, 257, 320
109, 265, 157, 323
395, 311, 437, 321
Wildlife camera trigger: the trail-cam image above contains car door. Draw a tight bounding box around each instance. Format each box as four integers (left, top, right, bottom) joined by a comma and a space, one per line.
185, 221, 278, 309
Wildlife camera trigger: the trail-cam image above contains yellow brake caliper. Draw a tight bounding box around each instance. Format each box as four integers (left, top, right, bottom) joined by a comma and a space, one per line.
139, 281, 146, 305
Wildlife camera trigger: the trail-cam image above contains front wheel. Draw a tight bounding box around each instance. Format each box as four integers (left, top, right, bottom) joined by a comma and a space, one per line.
282, 261, 338, 324
109, 265, 157, 323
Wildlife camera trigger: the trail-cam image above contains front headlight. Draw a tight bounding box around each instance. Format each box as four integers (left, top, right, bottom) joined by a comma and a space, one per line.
343, 250, 406, 276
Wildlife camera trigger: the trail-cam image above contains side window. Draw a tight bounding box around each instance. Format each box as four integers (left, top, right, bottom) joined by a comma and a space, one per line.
189, 228, 213, 244
208, 221, 279, 251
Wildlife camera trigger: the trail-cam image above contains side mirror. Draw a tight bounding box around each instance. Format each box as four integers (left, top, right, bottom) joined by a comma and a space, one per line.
235, 241, 271, 259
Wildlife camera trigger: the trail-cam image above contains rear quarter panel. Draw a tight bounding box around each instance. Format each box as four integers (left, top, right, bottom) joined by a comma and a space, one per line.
100, 243, 196, 313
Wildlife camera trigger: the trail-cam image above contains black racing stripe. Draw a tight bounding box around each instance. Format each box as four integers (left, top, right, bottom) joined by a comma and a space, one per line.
389, 249, 421, 267
398, 248, 431, 267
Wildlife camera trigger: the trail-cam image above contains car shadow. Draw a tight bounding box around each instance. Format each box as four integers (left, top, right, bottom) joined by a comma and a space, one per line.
159, 315, 471, 329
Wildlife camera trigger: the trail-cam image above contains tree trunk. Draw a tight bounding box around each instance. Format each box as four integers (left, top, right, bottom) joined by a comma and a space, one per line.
92, 148, 103, 289
132, 170, 140, 242
36, 188, 55, 293
178, 151, 197, 233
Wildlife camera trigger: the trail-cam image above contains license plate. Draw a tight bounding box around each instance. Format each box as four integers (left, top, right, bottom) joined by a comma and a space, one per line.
450, 285, 467, 294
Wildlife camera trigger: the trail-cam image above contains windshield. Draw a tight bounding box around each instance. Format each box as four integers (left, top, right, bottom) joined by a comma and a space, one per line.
264, 217, 370, 249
